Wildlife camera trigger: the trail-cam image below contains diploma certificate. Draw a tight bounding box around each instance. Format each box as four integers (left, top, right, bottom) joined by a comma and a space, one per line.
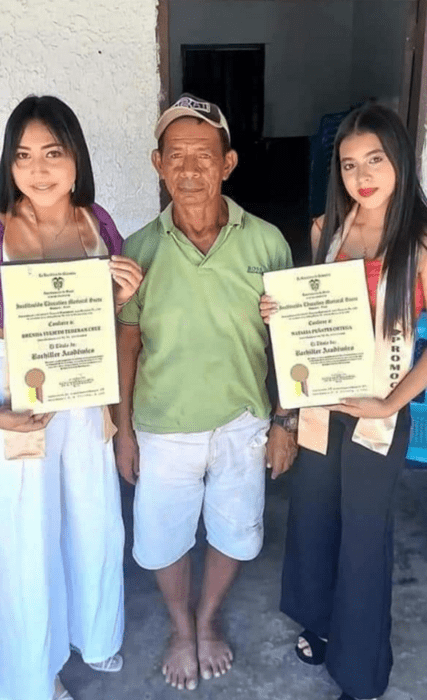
263, 259, 375, 409
2, 258, 119, 413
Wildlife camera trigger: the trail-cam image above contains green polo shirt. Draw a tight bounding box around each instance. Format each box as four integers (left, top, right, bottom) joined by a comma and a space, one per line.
119, 197, 292, 433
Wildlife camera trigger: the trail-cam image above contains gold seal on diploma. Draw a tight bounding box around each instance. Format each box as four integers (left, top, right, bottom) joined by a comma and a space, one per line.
291, 364, 309, 397
25, 368, 46, 403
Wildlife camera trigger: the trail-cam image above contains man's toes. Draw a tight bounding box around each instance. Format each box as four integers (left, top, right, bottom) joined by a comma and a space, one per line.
219, 656, 233, 675
218, 659, 228, 675
200, 663, 213, 680
168, 670, 178, 687
206, 657, 222, 678
213, 665, 221, 678
178, 670, 190, 691
214, 658, 225, 677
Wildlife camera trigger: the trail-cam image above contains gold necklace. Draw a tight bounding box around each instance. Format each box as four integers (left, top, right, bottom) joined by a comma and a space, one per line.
359, 225, 381, 260
39, 208, 77, 258
53, 208, 75, 240
359, 226, 369, 258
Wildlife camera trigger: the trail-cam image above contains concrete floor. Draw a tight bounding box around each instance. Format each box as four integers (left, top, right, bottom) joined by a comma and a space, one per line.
61, 468, 427, 700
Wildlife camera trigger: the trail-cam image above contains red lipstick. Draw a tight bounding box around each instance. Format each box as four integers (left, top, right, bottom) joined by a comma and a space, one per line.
359, 188, 377, 197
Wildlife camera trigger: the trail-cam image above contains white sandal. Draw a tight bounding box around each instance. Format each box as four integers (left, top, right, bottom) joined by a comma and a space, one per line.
52, 676, 74, 700
87, 653, 123, 672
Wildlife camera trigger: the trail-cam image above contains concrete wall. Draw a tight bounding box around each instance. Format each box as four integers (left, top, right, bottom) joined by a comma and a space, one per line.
0, 0, 160, 236
169, 0, 412, 138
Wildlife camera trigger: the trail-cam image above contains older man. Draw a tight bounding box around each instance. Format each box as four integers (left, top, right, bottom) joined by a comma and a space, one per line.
114, 95, 297, 691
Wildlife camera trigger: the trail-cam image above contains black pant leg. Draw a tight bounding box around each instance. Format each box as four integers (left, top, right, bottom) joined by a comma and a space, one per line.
280, 416, 344, 638
325, 410, 410, 699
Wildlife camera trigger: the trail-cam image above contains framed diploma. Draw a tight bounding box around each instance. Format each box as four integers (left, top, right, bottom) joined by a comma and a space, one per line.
1, 257, 119, 413
263, 259, 375, 409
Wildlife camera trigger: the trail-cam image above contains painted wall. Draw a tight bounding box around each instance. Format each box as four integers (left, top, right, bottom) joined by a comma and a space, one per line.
0, 0, 160, 236
350, 1, 410, 108
169, 0, 412, 138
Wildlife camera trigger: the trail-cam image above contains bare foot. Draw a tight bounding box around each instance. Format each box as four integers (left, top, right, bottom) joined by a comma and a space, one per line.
197, 620, 233, 680
161, 633, 198, 691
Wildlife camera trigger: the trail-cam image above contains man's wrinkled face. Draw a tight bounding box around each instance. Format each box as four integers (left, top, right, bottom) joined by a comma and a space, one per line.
152, 117, 236, 207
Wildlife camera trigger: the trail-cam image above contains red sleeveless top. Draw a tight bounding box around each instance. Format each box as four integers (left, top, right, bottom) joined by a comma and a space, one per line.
336, 251, 424, 316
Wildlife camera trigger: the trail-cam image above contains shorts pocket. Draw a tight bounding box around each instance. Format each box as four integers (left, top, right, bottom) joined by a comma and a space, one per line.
249, 430, 268, 449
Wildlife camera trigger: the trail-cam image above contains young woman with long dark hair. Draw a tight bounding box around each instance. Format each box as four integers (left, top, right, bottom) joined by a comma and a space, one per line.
0, 95, 142, 700
261, 103, 427, 700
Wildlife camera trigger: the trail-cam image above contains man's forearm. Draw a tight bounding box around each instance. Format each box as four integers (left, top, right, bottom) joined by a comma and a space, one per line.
274, 405, 297, 416
113, 322, 142, 430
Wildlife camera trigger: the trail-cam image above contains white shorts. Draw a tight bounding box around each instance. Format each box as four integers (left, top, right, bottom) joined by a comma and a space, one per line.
133, 410, 270, 570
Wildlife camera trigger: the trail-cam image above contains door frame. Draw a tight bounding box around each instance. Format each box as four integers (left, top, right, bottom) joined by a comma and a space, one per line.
400, 0, 427, 171
156, 0, 170, 208
157, 0, 170, 114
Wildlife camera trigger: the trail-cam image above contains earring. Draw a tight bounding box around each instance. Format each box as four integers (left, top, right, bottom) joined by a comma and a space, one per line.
71, 182, 76, 194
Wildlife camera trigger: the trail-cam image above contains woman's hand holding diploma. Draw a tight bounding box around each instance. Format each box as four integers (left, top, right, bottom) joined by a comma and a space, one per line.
109, 255, 143, 311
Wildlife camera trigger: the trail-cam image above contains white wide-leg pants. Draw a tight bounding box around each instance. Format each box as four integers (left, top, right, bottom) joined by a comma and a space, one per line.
0, 347, 125, 700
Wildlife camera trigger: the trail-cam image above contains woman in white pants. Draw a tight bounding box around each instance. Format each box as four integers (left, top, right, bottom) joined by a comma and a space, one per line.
0, 95, 142, 700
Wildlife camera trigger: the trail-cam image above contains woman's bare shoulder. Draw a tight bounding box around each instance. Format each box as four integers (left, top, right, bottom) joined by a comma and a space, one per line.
311, 215, 325, 256
313, 214, 325, 229
417, 236, 427, 297
419, 233, 427, 263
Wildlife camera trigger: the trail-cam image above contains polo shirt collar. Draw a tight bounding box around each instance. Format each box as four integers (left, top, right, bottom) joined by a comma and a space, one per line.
159, 196, 244, 235
223, 196, 244, 227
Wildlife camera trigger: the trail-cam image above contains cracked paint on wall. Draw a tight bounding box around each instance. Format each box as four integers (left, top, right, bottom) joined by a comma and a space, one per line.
0, 0, 160, 237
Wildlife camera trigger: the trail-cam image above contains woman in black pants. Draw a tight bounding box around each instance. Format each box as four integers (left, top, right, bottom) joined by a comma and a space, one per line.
261, 103, 427, 700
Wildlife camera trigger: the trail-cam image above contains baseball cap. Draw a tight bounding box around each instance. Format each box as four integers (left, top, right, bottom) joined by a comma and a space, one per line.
154, 93, 231, 143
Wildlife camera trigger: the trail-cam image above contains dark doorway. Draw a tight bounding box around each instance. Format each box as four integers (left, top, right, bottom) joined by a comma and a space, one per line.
181, 43, 310, 264
182, 44, 264, 145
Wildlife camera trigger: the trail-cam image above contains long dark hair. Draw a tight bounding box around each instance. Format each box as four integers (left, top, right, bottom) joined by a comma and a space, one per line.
316, 103, 427, 338
0, 95, 95, 212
